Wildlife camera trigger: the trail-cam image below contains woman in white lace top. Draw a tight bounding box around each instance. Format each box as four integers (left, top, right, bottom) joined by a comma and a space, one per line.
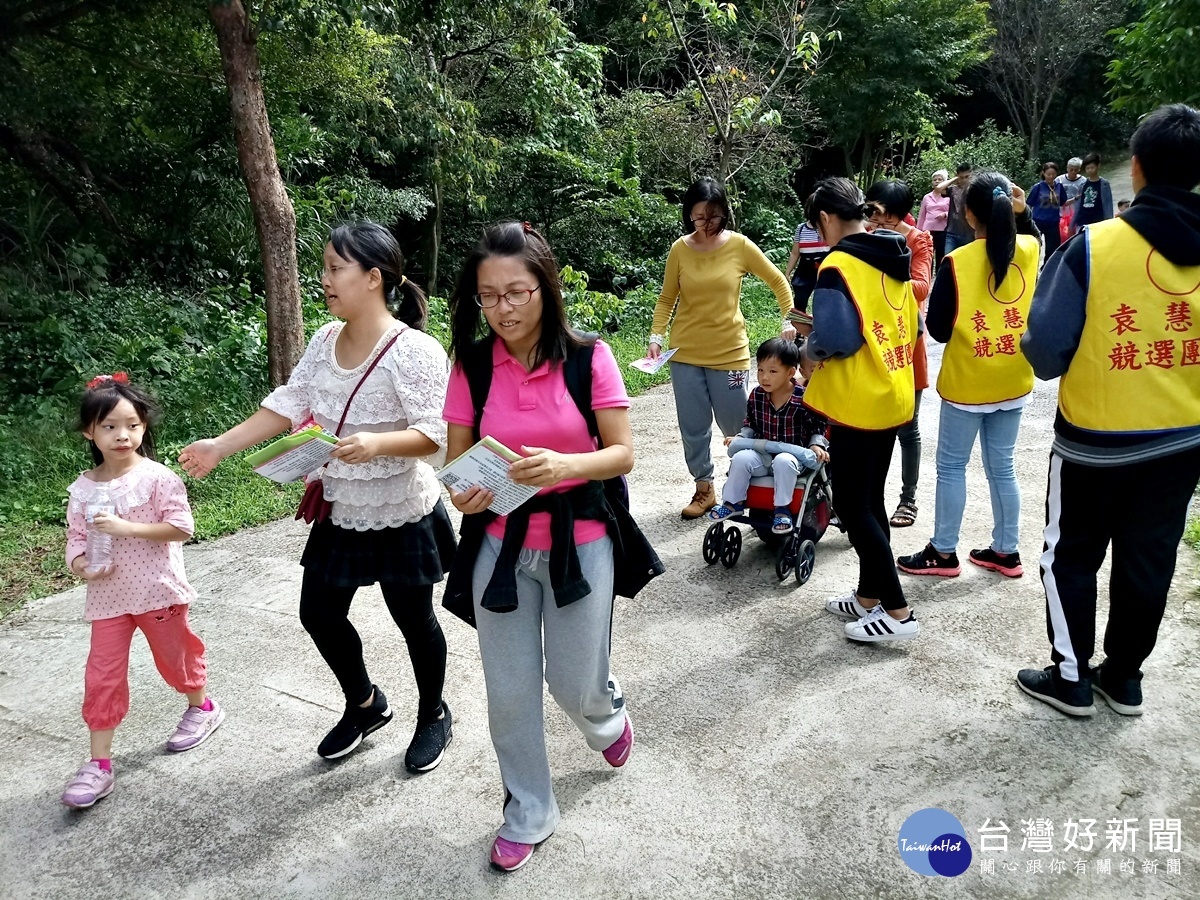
179, 222, 455, 772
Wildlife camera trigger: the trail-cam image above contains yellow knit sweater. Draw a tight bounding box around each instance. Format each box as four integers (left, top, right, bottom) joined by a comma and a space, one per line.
651, 232, 792, 370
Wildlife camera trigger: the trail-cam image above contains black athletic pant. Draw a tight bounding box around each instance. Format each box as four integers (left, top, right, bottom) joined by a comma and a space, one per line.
299, 571, 447, 720
1041, 447, 1200, 683
931, 230, 947, 270
831, 424, 907, 610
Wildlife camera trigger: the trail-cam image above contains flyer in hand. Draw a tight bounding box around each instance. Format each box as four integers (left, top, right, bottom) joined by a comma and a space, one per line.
245, 423, 338, 483
436, 436, 540, 516
629, 346, 677, 374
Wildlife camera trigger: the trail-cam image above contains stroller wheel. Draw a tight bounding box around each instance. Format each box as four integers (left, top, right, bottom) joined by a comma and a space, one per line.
775, 534, 798, 581
720, 526, 742, 568
795, 539, 817, 585
702, 522, 724, 565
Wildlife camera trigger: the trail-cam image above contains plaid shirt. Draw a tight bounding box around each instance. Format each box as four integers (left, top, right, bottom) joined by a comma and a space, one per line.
743, 384, 827, 445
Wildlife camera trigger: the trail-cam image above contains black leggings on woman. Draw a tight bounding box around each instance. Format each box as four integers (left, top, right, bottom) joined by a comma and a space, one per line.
831, 424, 908, 610
299, 570, 447, 720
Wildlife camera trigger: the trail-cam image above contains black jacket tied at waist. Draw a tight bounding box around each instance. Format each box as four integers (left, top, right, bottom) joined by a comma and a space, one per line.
446, 481, 609, 616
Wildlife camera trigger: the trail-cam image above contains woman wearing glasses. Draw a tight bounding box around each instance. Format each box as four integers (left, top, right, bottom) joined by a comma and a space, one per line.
649, 177, 796, 519
179, 221, 456, 770
442, 222, 635, 872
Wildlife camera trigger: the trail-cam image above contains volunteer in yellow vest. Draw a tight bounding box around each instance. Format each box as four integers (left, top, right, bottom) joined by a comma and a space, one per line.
1017, 104, 1200, 718
801, 177, 922, 643
897, 172, 1039, 581
649, 177, 796, 519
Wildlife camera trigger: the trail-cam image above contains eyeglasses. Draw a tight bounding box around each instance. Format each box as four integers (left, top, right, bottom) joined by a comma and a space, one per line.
474, 286, 540, 308
691, 215, 726, 225
322, 263, 361, 278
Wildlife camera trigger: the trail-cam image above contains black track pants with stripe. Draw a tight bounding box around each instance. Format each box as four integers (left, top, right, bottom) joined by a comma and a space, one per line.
1039, 447, 1200, 683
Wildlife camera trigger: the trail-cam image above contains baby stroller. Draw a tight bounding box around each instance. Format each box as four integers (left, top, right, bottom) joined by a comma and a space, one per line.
701, 462, 836, 584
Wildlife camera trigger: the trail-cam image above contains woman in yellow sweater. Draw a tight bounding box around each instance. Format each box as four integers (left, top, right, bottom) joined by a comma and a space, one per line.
648, 177, 796, 518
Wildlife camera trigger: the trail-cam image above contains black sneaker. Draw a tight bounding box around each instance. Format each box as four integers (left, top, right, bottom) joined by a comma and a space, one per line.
405, 702, 453, 773
317, 684, 393, 759
1016, 666, 1096, 717
1091, 664, 1144, 716
968, 547, 1024, 577
896, 543, 961, 577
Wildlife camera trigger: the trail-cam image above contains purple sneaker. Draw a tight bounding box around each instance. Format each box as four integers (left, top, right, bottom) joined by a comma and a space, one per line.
490, 836, 535, 872
61, 761, 115, 809
602, 716, 634, 768
167, 698, 225, 752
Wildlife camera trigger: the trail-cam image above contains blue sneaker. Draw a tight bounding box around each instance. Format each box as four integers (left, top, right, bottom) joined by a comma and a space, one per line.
708, 502, 744, 521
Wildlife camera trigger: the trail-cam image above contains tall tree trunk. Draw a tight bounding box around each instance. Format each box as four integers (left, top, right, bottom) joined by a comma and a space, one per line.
429, 176, 442, 294
208, 0, 303, 386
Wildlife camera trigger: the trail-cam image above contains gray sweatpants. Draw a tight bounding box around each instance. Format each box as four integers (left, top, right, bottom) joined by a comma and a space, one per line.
669, 361, 750, 483
473, 533, 626, 844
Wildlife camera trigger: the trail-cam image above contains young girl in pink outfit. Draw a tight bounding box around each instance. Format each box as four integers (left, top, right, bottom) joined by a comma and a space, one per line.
61, 374, 223, 809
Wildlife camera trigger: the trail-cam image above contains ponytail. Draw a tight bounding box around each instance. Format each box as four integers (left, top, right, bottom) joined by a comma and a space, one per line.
390, 274, 428, 332
806, 177, 871, 226
964, 172, 1017, 288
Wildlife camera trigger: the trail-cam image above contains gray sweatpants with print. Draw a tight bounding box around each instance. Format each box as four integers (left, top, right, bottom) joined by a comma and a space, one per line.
473, 533, 626, 844
669, 361, 751, 483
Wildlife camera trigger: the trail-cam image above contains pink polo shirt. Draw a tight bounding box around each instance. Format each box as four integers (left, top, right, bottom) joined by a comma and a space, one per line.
443, 338, 630, 551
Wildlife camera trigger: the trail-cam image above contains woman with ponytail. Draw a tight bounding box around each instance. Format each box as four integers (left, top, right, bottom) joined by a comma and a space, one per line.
180, 221, 456, 770
897, 172, 1040, 580
801, 178, 922, 643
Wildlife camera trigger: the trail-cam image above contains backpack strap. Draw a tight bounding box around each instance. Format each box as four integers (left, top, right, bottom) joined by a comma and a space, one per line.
466, 331, 601, 444
463, 334, 496, 443
564, 331, 600, 445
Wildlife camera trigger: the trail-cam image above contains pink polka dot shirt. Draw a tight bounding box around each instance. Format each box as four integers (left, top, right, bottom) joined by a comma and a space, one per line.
66, 458, 198, 622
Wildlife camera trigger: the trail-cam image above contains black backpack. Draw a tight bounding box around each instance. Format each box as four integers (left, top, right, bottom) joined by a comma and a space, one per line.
460, 331, 663, 600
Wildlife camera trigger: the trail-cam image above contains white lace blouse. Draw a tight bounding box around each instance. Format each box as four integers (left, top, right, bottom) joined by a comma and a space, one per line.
262, 321, 449, 531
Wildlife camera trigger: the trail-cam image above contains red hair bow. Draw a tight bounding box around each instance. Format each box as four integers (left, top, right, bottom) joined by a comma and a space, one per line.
86, 372, 130, 390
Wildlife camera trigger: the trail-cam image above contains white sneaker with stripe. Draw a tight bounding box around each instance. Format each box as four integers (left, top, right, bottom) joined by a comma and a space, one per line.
844, 604, 921, 642
825, 592, 870, 620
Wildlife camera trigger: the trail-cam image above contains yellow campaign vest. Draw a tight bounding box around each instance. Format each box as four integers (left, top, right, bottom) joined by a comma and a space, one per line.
1059, 218, 1200, 432
936, 234, 1040, 405
804, 250, 918, 430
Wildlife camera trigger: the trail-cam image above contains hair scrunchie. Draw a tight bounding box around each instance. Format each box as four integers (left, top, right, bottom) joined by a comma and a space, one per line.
86, 372, 129, 390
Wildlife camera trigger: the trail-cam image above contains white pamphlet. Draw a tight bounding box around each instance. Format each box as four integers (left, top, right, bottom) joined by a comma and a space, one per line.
245, 424, 338, 483
437, 436, 540, 516
629, 346, 678, 374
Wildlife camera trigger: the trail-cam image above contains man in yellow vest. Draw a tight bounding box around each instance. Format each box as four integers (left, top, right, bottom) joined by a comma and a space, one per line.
1018, 104, 1200, 717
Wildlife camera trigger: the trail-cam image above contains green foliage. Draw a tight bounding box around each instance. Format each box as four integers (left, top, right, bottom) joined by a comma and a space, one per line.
1109, 0, 1200, 113
809, 0, 991, 178
904, 120, 1035, 198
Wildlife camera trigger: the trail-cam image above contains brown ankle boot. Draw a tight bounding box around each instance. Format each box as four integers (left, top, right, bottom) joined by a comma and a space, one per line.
682, 482, 717, 519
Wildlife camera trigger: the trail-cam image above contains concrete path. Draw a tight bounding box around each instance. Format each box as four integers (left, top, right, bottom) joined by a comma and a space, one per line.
2, 340, 1198, 899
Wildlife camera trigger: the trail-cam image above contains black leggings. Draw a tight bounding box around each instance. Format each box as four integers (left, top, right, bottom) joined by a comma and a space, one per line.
299, 570, 447, 721
831, 424, 907, 610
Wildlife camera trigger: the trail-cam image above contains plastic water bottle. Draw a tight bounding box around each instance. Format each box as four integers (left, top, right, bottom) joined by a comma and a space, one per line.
85, 484, 115, 572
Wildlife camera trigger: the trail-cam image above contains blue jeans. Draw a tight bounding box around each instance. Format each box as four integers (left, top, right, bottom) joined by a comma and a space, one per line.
943, 231, 974, 254
931, 402, 1023, 555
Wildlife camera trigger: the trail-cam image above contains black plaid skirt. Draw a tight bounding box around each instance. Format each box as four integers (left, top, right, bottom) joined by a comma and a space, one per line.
300, 500, 457, 587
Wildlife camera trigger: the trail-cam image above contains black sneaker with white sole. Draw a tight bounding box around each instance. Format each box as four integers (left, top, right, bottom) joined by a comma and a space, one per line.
1016, 666, 1095, 717
1091, 664, 1143, 716
405, 702, 453, 773
318, 684, 393, 759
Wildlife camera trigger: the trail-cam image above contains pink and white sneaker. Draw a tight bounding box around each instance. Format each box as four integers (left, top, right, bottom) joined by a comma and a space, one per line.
61, 761, 115, 809
602, 716, 634, 768
490, 835, 536, 872
167, 698, 225, 752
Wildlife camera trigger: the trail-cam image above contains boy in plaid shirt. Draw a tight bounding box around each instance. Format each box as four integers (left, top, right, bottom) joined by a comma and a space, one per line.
710, 338, 830, 533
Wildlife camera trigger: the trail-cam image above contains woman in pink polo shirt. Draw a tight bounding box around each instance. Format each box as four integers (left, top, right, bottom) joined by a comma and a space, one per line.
442, 222, 636, 873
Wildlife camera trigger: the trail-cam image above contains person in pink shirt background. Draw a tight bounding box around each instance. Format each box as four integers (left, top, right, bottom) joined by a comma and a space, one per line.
61, 376, 223, 809
441, 221, 635, 873
917, 169, 951, 268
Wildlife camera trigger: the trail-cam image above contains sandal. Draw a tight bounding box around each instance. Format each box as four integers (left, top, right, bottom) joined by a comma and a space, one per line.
890, 503, 918, 528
